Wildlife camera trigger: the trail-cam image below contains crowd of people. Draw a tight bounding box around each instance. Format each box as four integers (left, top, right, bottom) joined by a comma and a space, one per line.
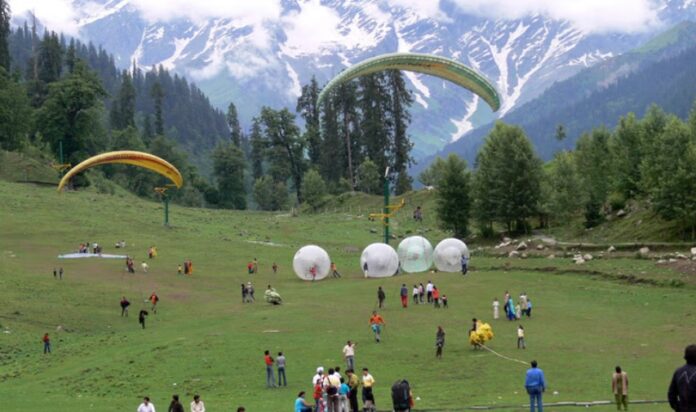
136, 394, 246, 412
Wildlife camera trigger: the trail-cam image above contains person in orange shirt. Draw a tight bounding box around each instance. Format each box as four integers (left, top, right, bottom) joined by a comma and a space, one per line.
369, 311, 385, 343
150, 292, 159, 314
331, 262, 341, 278
432, 286, 441, 308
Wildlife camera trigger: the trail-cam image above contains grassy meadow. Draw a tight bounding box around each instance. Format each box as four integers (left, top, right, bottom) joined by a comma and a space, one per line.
0, 179, 694, 411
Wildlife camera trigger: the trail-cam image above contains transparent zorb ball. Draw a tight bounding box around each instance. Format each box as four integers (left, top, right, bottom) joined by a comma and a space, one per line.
433, 238, 469, 272
360, 243, 399, 278
397, 236, 433, 273
293, 245, 331, 281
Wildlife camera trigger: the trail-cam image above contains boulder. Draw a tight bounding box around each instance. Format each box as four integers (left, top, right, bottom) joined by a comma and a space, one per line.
607, 245, 616, 253
536, 244, 545, 251
502, 237, 512, 243
542, 238, 558, 246
676, 253, 688, 260
639, 247, 650, 256
616, 209, 627, 217
574, 257, 586, 264
690, 247, 696, 256
547, 254, 555, 259
669, 258, 677, 263
583, 254, 593, 261
508, 251, 520, 258
520, 252, 528, 259
369, 228, 378, 234
657, 259, 667, 264
516, 241, 528, 251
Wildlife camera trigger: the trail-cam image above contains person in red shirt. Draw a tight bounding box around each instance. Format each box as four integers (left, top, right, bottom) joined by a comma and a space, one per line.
309, 266, 317, 282
42, 333, 51, 354
432, 286, 441, 308
149, 292, 159, 314
264, 350, 276, 388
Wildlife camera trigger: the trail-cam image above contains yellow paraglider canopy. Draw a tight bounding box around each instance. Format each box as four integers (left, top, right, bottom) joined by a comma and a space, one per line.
57, 150, 183, 191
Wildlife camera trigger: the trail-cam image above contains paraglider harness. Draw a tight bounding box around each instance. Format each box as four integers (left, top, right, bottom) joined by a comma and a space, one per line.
391, 379, 412, 412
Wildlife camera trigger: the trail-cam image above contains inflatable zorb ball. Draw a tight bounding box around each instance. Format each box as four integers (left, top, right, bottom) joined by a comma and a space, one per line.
293, 245, 331, 281
397, 236, 433, 273
360, 243, 399, 278
433, 238, 469, 272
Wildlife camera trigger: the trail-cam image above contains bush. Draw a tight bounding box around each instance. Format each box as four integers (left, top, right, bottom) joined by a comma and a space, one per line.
608, 192, 626, 211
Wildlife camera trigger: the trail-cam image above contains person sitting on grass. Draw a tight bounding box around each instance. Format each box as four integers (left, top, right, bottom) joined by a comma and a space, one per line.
295, 391, 313, 412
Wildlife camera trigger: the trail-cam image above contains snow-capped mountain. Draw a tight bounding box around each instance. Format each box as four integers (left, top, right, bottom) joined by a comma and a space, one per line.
19, 0, 696, 160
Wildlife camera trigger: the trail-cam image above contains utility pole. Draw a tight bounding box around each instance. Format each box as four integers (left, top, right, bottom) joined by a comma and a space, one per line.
383, 167, 390, 244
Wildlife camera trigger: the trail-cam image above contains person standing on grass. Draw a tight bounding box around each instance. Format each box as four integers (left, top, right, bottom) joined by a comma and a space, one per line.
668, 344, 696, 411
294, 391, 313, 412
325, 368, 341, 412
137, 397, 156, 412
190, 394, 205, 412
612, 366, 628, 411
343, 340, 356, 371
264, 350, 276, 388
241, 283, 247, 303
347, 369, 360, 412
493, 298, 500, 320
426, 281, 434, 303
167, 394, 184, 412
400, 284, 408, 308
59, 267, 63, 280
418, 283, 425, 303
461, 254, 469, 275
277, 352, 287, 387
377, 286, 386, 309
442, 294, 448, 308
252, 258, 258, 274
53, 268, 57, 279
525, 360, 546, 412
138, 309, 148, 329
177, 264, 183, 275
150, 292, 159, 314
369, 311, 385, 343
121, 296, 130, 317
310, 265, 318, 282
272, 262, 278, 274
527, 299, 533, 317
141, 261, 149, 273
362, 368, 376, 411
338, 377, 350, 412
517, 325, 526, 349
331, 262, 341, 278
432, 286, 440, 308
435, 326, 445, 359
412, 285, 419, 305
42, 333, 51, 354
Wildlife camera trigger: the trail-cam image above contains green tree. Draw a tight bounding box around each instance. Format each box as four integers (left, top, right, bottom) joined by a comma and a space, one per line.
0, 0, 10, 71
253, 176, 288, 211
359, 73, 391, 176
356, 158, 381, 195
319, 88, 344, 184
110, 70, 136, 130
335, 81, 361, 188
226, 102, 242, 147
35, 61, 107, 164
150, 81, 164, 135
106, 126, 155, 196
0, 68, 31, 151
575, 127, 611, 227
249, 117, 265, 180
609, 113, 643, 198
259, 107, 305, 203
547, 151, 581, 224
473, 122, 543, 234
387, 70, 414, 194
418, 156, 447, 187
297, 76, 321, 165
435, 154, 471, 238
212, 142, 246, 210
302, 169, 327, 209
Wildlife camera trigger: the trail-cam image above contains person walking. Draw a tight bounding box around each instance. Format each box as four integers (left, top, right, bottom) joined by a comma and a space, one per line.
493, 298, 500, 320
150, 292, 159, 314
241, 283, 247, 303
42, 333, 51, 354
277, 351, 287, 387
264, 350, 276, 388
342, 340, 356, 371
141, 261, 149, 273
362, 368, 376, 411
418, 283, 424, 303
120, 296, 130, 317
137, 397, 156, 412
426, 281, 434, 303
59, 267, 63, 280
377, 287, 386, 309
525, 360, 546, 412
517, 325, 526, 349
247, 282, 255, 302
53, 268, 57, 279
167, 394, 184, 412
369, 311, 385, 343
611, 366, 628, 411
527, 299, 533, 317
400, 284, 408, 308
190, 394, 205, 412
138, 309, 148, 329
294, 391, 313, 412
331, 262, 341, 278
412, 285, 419, 305
338, 377, 350, 412
432, 286, 440, 308
442, 294, 448, 308
435, 326, 445, 359
272, 262, 278, 274
668, 344, 696, 411
347, 369, 360, 412
461, 254, 469, 275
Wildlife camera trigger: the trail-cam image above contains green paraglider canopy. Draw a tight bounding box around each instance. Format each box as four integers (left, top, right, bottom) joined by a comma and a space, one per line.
317, 52, 500, 112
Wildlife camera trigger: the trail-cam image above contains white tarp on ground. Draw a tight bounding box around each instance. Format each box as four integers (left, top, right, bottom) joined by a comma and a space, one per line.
58, 253, 128, 259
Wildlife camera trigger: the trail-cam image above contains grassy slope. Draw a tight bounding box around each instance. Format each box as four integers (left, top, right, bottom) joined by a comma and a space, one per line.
0, 179, 694, 411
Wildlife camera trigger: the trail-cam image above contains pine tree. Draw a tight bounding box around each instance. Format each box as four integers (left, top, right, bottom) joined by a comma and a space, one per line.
0, 0, 10, 71
319, 88, 343, 184
387, 70, 414, 194
609, 113, 642, 198
547, 151, 581, 224
259, 107, 305, 203
359, 73, 391, 177
150, 81, 164, 135
212, 142, 246, 210
65, 38, 76, 74
335, 81, 361, 188
249, 117, 265, 180
110, 70, 136, 130
297, 76, 321, 165
435, 154, 471, 238
302, 169, 327, 209
418, 157, 447, 187
575, 127, 611, 227
0, 67, 31, 150
227, 102, 242, 146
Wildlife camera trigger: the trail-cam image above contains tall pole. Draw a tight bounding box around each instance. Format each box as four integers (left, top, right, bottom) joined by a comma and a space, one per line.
383, 167, 390, 244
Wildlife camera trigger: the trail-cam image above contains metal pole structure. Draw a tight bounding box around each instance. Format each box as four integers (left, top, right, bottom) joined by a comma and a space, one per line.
383, 167, 390, 244
58, 140, 65, 177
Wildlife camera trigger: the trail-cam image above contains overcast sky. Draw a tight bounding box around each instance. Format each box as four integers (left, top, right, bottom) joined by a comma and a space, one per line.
8, 0, 664, 37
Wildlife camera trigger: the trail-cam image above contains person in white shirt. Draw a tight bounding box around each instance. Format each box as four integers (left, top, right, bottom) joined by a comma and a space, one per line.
137, 396, 155, 412
141, 261, 149, 273
426, 281, 434, 303
412, 285, 419, 305
342, 341, 356, 371
493, 298, 500, 320
312, 366, 324, 385
190, 394, 205, 412
517, 325, 526, 349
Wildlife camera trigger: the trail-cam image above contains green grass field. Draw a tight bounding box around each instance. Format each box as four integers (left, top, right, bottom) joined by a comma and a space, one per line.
0, 179, 694, 411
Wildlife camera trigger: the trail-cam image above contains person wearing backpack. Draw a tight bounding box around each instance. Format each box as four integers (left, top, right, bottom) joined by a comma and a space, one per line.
391, 379, 412, 412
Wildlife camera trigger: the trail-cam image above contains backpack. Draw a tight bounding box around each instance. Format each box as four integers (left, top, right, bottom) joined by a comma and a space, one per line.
391, 379, 410, 410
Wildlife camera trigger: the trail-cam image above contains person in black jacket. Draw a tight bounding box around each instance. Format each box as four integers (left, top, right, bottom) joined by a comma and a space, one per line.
168, 394, 184, 412
668, 344, 696, 411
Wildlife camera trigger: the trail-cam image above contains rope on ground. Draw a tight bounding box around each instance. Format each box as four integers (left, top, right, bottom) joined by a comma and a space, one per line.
479, 344, 529, 366
377, 399, 668, 411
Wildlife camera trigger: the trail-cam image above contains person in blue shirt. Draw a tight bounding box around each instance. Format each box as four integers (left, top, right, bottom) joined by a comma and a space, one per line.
525, 360, 546, 412
294, 391, 312, 412
338, 377, 351, 411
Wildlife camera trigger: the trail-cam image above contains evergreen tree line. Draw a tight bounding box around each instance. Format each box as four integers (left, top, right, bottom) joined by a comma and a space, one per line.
430, 104, 696, 239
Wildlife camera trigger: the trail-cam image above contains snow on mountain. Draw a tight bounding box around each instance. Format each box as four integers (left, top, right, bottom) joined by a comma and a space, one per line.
22, 0, 696, 160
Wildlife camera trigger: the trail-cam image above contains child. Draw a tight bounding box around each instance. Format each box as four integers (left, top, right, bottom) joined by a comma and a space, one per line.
412, 285, 419, 304
338, 377, 350, 411
272, 262, 278, 274
177, 264, 183, 275
441, 295, 448, 308
526, 299, 533, 317
517, 325, 526, 349
493, 298, 500, 320
515, 303, 522, 320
